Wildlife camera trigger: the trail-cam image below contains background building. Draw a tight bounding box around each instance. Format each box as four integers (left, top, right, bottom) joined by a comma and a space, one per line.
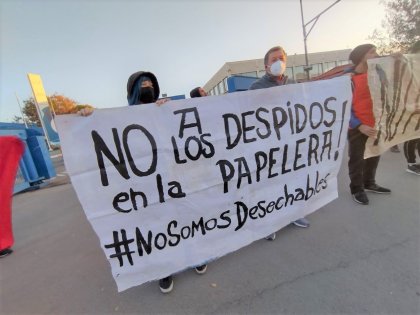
204, 49, 351, 95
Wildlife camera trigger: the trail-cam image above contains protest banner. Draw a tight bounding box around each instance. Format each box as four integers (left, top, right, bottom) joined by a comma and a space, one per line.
56, 76, 351, 292
365, 54, 420, 158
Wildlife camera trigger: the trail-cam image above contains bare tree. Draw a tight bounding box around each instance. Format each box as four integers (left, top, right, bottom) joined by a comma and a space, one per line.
369, 0, 420, 54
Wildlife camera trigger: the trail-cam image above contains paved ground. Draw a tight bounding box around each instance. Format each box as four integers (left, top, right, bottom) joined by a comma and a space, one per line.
1, 149, 419, 315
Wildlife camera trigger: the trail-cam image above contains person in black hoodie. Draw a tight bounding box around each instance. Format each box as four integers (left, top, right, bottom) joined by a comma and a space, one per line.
126, 71, 162, 105
82, 72, 174, 292
126, 72, 174, 294
128, 75, 210, 293
82, 72, 207, 294
79, 71, 166, 116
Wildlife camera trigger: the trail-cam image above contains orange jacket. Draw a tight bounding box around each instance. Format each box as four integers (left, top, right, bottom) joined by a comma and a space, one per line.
350, 73, 375, 128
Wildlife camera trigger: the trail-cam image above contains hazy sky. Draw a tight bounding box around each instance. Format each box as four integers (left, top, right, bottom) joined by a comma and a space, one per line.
0, 0, 386, 121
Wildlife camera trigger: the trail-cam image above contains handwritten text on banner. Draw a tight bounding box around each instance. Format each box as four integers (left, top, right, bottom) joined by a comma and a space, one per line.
56, 76, 352, 291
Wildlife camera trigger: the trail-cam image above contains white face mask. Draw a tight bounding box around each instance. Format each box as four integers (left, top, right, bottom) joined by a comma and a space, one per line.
269, 60, 286, 76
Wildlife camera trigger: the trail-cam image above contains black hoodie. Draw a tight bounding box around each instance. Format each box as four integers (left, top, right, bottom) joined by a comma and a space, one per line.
126, 71, 160, 105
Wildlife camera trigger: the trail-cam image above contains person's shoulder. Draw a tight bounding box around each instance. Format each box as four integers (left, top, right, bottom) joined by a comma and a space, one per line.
286, 77, 296, 84
343, 66, 356, 74
249, 77, 265, 90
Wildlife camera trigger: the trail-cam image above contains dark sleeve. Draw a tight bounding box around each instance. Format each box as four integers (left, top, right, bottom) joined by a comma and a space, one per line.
349, 107, 362, 129
349, 79, 361, 129
249, 80, 263, 90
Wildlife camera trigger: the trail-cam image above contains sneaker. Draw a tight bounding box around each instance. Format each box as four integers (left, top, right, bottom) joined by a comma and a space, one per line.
364, 184, 391, 194
0, 248, 13, 258
292, 218, 310, 228
265, 233, 276, 241
352, 191, 369, 205
159, 276, 173, 294
195, 264, 207, 274
406, 164, 420, 175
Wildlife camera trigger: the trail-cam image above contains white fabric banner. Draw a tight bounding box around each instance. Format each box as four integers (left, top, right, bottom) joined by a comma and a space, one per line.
365, 54, 420, 158
56, 76, 351, 292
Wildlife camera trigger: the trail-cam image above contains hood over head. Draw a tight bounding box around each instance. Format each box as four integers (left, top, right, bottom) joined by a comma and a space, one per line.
127, 71, 160, 105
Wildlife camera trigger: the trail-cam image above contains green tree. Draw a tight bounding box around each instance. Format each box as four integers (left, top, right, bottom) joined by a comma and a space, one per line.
12, 115, 24, 124
370, 0, 420, 54
49, 94, 78, 114
22, 97, 41, 126
20, 94, 94, 125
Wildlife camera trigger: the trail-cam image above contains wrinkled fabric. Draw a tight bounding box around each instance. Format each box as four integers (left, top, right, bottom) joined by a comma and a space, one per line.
0, 136, 25, 250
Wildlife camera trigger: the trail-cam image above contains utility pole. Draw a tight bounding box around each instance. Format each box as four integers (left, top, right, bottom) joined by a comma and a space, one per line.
299, 0, 342, 81
15, 92, 28, 128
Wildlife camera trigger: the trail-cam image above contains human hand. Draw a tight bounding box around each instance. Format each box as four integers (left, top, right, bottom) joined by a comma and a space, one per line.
155, 98, 170, 106
78, 107, 94, 116
390, 52, 403, 57
390, 52, 407, 62
358, 124, 377, 138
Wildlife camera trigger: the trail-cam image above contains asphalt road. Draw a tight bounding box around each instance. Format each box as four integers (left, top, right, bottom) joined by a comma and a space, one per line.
1, 149, 419, 315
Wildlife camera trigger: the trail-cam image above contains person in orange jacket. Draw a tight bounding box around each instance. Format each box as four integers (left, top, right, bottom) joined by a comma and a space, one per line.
347, 44, 391, 205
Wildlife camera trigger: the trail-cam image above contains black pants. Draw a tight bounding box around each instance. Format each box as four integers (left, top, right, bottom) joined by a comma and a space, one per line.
348, 128, 380, 194
403, 138, 420, 164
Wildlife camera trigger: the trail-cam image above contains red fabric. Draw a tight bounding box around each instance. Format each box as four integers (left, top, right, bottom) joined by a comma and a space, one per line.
0, 136, 25, 250
352, 73, 375, 127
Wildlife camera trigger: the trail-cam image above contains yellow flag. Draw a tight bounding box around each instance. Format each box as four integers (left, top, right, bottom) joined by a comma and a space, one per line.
27, 73, 48, 103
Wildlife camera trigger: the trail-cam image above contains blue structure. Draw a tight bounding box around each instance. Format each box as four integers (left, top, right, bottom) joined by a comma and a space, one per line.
226, 76, 257, 92
0, 122, 56, 194
167, 94, 186, 100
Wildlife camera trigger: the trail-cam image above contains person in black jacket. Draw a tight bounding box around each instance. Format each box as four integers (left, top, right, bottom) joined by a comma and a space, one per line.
249, 46, 309, 238
101, 73, 207, 294
190, 87, 207, 98
402, 41, 420, 175
81, 71, 177, 293
127, 71, 179, 294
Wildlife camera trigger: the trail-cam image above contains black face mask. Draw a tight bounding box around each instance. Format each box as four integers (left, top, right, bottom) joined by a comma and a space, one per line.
139, 87, 155, 104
